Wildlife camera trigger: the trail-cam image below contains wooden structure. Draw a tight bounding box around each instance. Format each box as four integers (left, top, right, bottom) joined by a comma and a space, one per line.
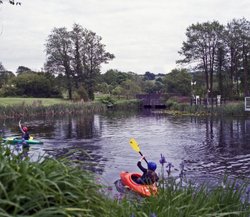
136, 93, 166, 108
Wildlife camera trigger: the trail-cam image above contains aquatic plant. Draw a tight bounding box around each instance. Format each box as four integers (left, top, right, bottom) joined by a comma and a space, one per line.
1, 142, 250, 217
0, 142, 117, 216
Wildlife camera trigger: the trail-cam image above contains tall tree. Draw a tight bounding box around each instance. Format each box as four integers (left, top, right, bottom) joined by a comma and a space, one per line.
81, 29, 114, 100
16, 66, 32, 75
45, 24, 114, 100
45, 27, 73, 99
71, 23, 84, 88
224, 18, 250, 97
0, 62, 6, 71
0, 62, 15, 88
178, 21, 224, 98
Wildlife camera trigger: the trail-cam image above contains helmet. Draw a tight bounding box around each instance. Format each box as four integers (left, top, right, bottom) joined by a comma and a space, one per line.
148, 162, 157, 171
22, 127, 28, 132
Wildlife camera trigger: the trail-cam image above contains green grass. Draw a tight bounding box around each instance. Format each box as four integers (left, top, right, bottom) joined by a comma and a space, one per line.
0, 97, 69, 106
1, 141, 250, 217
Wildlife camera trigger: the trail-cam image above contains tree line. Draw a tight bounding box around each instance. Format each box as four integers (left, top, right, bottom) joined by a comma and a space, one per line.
178, 18, 250, 99
0, 18, 249, 101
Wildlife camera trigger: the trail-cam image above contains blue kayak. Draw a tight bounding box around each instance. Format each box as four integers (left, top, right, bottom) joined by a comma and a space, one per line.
2, 137, 43, 145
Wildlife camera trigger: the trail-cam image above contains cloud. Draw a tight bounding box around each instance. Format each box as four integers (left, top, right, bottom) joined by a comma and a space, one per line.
0, 0, 249, 74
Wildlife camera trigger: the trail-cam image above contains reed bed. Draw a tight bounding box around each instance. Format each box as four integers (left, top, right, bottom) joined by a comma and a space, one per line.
0, 143, 115, 217
0, 98, 141, 119
1, 144, 250, 216
0, 101, 107, 119
166, 101, 247, 117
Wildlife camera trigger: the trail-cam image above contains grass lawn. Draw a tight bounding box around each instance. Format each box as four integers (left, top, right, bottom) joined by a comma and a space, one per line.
0, 97, 70, 106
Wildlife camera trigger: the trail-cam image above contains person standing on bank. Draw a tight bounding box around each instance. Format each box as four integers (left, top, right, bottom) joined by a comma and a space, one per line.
136, 155, 159, 185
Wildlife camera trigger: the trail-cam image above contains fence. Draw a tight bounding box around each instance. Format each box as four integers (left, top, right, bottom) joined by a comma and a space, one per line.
190, 97, 226, 106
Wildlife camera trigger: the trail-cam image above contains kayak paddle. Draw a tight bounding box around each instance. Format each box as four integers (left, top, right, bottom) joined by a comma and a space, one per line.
129, 138, 148, 163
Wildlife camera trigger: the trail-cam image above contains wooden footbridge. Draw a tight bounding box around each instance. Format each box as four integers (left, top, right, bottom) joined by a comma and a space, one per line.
136, 93, 166, 108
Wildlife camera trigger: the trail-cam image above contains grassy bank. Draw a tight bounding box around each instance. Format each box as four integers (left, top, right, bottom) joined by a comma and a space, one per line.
0, 97, 141, 119
164, 101, 248, 117
1, 143, 250, 217
0, 97, 69, 106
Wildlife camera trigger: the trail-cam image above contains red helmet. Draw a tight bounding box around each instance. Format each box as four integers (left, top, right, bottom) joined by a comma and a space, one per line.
22, 127, 28, 132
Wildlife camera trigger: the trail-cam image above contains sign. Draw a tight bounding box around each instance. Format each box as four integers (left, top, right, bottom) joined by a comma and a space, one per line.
245, 97, 250, 111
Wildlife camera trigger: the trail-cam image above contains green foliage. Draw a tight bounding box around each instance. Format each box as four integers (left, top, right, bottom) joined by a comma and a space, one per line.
121, 79, 142, 99
0, 139, 250, 216
143, 71, 155, 80
0, 84, 21, 96
0, 70, 15, 88
163, 68, 192, 96
98, 95, 116, 105
45, 24, 115, 100
101, 69, 128, 86
2, 72, 61, 98
112, 86, 124, 98
0, 144, 110, 217
72, 86, 89, 101
16, 66, 32, 75
133, 177, 250, 217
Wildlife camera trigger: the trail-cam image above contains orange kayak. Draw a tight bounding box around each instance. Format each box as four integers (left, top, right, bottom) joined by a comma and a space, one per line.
120, 171, 158, 197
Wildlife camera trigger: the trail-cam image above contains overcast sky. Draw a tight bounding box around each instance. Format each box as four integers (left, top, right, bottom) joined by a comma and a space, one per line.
0, 0, 249, 74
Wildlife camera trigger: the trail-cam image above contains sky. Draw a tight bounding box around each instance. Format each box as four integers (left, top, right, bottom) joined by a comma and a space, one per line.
0, 0, 249, 75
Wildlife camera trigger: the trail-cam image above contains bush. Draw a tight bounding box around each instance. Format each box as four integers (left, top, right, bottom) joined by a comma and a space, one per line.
98, 95, 116, 105
72, 86, 89, 101
5, 73, 62, 98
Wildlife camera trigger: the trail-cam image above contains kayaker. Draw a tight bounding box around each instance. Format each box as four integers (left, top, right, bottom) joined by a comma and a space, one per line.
19, 120, 30, 140
136, 156, 159, 185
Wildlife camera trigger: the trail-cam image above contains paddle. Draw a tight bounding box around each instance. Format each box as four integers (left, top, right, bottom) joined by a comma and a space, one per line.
129, 138, 148, 163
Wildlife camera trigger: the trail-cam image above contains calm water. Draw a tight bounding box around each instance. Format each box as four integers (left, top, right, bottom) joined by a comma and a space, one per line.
2, 110, 250, 187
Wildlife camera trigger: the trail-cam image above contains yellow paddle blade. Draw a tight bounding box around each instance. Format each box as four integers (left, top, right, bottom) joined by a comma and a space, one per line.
129, 138, 140, 152
30, 136, 34, 140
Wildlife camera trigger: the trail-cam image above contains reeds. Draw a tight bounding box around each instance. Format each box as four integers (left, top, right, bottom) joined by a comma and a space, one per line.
0, 143, 112, 216
1, 142, 250, 217
0, 101, 107, 119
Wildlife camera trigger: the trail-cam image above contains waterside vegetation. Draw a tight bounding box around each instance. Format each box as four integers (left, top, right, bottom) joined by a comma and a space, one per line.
0, 97, 141, 119
164, 98, 247, 117
1, 144, 250, 217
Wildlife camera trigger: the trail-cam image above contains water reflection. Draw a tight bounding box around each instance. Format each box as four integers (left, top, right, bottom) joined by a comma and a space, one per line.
1, 111, 250, 186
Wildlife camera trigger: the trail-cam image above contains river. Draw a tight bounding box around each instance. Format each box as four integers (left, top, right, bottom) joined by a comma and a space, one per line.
2, 110, 250, 189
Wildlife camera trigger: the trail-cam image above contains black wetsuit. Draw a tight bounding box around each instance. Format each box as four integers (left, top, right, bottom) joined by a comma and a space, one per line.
137, 161, 159, 185
22, 132, 30, 140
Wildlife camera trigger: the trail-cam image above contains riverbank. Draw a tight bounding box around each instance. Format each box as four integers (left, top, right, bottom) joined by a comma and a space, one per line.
164, 100, 248, 117
0, 97, 141, 119
1, 143, 249, 217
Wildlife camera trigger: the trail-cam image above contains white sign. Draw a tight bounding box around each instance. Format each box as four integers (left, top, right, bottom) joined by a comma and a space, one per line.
245, 97, 250, 111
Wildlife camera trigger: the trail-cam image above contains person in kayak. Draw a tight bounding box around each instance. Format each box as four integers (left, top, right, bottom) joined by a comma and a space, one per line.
19, 120, 30, 140
136, 156, 159, 185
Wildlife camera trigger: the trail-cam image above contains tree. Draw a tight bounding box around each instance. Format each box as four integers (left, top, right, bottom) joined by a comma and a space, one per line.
81, 28, 115, 100
163, 68, 191, 96
178, 21, 224, 98
0, 0, 21, 5
1, 72, 60, 97
16, 66, 32, 75
0, 62, 15, 88
70, 23, 84, 88
143, 71, 155, 80
101, 69, 128, 86
0, 62, 6, 71
121, 79, 141, 99
45, 27, 73, 99
225, 18, 250, 97
45, 24, 115, 100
